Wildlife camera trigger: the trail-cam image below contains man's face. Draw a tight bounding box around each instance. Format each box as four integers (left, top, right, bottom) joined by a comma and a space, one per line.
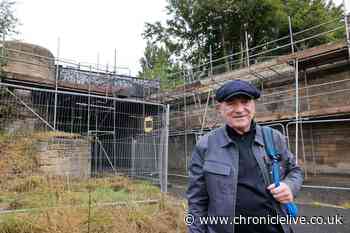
218, 95, 256, 134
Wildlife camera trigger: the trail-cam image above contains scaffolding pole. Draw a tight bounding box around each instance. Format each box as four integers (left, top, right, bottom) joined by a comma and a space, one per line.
245, 30, 250, 67
300, 122, 307, 180
1, 31, 5, 66
200, 89, 212, 134
4, 87, 55, 131
288, 16, 295, 54
183, 72, 188, 174
53, 38, 60, 129
209, 45, 213, 76
344, 12, 350, 59
96, 138, 117, 174
95, 111, 98, 175
114, 49, 117, 74
295, 59, 299, 165
286, 118, 350, 173
0, 82, 164, 107
113, 92, 117, 168
87, 66, 91, 136
309, 125, 317, 175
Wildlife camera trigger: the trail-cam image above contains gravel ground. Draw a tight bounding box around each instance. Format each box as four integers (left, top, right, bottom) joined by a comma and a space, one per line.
292, 204, 350, 233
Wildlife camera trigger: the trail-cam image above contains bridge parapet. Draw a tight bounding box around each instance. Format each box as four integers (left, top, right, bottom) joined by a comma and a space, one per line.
57, 65, 160, 97
0, 41, 160, 98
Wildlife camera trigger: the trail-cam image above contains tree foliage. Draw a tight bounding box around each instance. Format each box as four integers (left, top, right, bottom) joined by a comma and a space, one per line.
283, 0, 344, 48
138, 41, 182, 86
140, 0, 344, 77
0, 0, 19, 37
0, 0, 18, 68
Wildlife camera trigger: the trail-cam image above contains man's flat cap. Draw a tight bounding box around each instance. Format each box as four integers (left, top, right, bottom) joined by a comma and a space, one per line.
215, 79, 260, 102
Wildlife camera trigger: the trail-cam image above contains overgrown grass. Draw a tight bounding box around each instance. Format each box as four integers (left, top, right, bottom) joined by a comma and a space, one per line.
0, 132, 39, 176
0, 131, 162, 210
0, 175, 179, 233
0, 131, 186, 232
341, 201, 350, 209
0, 200, 187, 233
0, 176, 161, 210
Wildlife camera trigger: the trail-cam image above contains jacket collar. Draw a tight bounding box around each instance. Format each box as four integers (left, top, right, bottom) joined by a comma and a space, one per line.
218, 123, 264, 147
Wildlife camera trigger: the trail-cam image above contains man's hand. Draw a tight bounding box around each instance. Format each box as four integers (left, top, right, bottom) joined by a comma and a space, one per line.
267, 182, 293, 204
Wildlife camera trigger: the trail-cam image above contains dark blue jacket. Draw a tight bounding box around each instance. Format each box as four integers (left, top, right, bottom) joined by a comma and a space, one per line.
186, 124, 304, 233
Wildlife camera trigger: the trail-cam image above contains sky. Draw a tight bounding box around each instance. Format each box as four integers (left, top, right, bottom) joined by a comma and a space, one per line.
14, 0, 349, 77
15, 0, 168, 76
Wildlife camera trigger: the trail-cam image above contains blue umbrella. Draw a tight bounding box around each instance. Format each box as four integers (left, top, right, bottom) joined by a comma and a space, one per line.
262, 127, 298, 218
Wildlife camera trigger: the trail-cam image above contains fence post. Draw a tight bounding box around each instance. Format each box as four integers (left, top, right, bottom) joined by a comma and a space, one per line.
160, 104, 169, 193
295, 59, 299, 165
53, 38, 60, 130
131, 137, 136, 178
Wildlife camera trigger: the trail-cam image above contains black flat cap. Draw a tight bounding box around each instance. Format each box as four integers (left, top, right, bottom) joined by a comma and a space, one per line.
215, 79, 260, 102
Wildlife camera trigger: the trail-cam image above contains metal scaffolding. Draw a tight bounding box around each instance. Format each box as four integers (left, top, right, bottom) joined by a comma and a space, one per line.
0, 38, 170, 205
157, 14, 350, 191
0, 12, 349, 215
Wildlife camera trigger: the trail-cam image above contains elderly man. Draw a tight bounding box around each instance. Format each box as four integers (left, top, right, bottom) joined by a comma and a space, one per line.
186, 79, 304, 233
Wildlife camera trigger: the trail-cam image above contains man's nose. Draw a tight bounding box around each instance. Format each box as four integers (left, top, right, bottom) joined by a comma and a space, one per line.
234, 103, 245, 113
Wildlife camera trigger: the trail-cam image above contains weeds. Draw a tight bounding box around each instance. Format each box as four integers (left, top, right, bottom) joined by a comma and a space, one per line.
0, 131, 186, 233
0, 132, 39, 176
0, 176, 182, 233
0, 176, 161, 210
0, 198, 187, 233
341, 201, 350, 209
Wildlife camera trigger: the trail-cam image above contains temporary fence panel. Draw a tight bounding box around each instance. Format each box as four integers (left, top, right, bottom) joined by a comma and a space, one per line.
0, 82, 169, 216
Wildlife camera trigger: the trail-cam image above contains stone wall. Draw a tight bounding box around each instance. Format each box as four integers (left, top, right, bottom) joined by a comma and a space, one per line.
288, 121, 350, 175
36, 137, 91, 178
168, 61, 350, 177
2, 41, 55, 82
0, 88, 50, 134
170, 62, 350, 130
256, 62, 350, 121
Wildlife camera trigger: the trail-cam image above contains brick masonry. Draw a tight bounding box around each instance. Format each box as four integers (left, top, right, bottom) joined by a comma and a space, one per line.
36, 137, 91, 178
